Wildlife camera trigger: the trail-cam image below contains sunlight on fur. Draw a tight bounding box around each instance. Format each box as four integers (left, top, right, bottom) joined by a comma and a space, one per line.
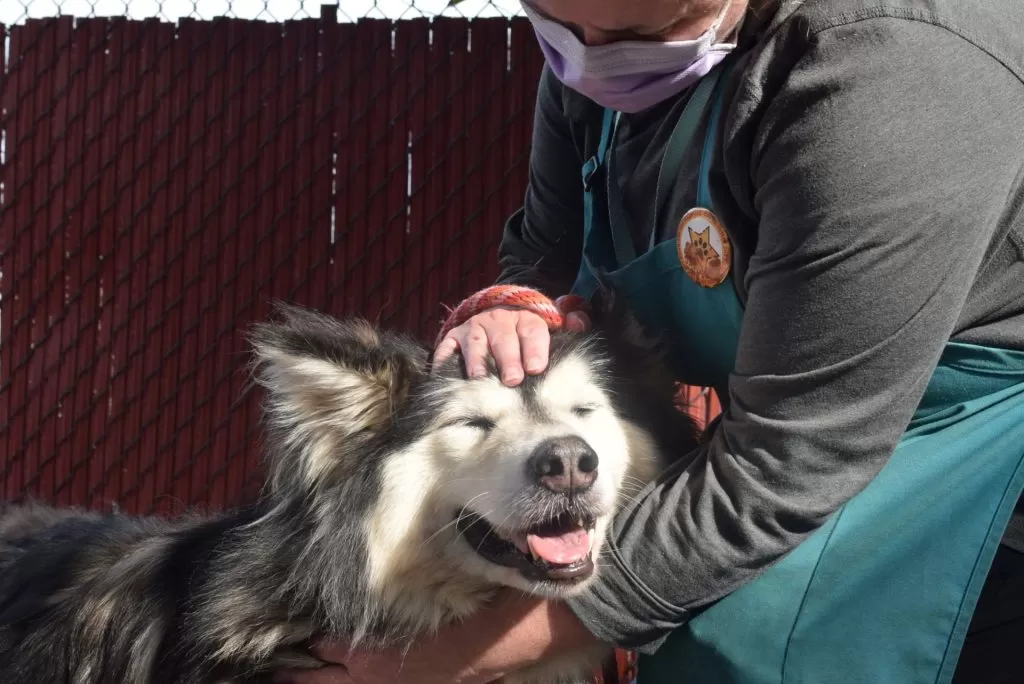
0, 298, 702, 683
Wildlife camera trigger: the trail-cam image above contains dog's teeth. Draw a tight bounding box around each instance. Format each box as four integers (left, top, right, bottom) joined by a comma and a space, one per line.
577, 517, 584, 527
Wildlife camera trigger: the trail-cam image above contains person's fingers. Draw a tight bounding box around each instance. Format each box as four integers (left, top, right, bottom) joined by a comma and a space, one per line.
565, 310, 591, 333
460, 321, 492, 379
308, 639, 354, 663
554, 294, 587, 315
516, 314, 550, 377
272, 666, 353, 684
487, 322, 525, 386
431, 307, 554, 385
554, 295, 591, 334
432, 335, 460, 371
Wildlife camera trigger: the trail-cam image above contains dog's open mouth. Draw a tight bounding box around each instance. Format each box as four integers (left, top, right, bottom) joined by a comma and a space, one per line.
456, 510, 597, 583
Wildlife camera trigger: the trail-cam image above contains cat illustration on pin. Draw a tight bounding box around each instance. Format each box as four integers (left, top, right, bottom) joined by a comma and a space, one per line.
677, 208, 732, 288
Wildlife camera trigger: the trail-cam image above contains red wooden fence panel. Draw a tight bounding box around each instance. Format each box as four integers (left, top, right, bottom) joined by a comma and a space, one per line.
0, 14, 719, 515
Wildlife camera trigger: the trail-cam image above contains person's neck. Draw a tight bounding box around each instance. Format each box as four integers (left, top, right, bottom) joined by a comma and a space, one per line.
719, 0, 751, 41
727, 0, 784, 45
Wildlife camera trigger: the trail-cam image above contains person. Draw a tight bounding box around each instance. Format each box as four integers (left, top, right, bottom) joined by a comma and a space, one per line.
275, 0, 1024, 682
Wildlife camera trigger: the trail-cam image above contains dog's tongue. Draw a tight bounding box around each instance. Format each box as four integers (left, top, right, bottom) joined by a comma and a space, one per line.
527, 528, 591, 565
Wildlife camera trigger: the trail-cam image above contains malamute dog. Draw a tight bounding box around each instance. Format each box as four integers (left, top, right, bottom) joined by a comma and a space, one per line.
0, 296, 701, 683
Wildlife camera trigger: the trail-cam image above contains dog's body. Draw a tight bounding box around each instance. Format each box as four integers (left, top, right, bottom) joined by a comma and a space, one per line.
0, 299, 701, 683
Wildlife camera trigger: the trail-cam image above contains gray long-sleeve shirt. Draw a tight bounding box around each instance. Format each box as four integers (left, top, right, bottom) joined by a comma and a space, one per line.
495, 0, 1024, 652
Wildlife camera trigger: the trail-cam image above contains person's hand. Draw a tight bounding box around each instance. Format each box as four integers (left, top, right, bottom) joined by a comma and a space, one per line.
271, 640, 487, 684
554, 294, 592, 333
433, 295, 591, 387
271, 590, 602, 684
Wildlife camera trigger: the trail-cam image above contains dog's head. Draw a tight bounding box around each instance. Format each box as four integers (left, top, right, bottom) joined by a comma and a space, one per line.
249, 299, 698, 605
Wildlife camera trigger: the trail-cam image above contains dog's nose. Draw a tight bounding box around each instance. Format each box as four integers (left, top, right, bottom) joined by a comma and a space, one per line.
528, 437, 599, 494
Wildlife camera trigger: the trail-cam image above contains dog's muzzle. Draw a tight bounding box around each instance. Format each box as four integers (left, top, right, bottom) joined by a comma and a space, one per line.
455, 436, 604, 584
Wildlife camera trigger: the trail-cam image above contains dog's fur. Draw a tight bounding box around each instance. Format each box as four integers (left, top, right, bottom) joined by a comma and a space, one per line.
0, 294, 701, 683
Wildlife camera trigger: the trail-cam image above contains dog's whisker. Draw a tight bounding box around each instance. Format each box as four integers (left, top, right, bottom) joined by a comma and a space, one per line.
420, 516, 467, 548
473, 508, 520, 553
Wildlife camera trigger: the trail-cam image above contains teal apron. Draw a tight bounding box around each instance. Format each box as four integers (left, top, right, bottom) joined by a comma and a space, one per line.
570, 58, 1024, 683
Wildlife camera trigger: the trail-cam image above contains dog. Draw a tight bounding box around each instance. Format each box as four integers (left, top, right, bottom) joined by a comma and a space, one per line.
0, 295, 702, 683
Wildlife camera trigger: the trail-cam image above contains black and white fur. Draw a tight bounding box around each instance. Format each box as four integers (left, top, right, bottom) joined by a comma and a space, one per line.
0, 295, 701, 683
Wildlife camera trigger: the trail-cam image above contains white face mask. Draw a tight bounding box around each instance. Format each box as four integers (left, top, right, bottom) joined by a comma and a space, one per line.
523, 0, 738, 113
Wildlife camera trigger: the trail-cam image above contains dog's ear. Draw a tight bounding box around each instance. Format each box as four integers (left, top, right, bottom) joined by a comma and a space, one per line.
249, 303, 429, 489
588, 284, 662, 357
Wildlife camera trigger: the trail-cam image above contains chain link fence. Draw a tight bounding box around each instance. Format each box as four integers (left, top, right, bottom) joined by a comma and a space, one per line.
0, 0, 717, 517
0, 0, 523, 24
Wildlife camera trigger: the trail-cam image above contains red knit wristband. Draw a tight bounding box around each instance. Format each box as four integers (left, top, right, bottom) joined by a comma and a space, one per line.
435, 285, 566, 348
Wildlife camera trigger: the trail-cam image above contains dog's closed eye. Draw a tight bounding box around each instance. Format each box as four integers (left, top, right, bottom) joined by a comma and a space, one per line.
445, 417, 497, 432
572, 405, 597, 417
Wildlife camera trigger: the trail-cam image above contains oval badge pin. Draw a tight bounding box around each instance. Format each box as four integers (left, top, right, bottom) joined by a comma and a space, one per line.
676, 207, 732, 288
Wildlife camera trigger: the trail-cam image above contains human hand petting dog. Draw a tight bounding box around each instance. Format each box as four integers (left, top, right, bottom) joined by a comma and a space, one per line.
271, 589, 600, 684
433, 293, 592, 386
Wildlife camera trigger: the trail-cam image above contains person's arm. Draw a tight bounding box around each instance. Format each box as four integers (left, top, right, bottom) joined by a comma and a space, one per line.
494, 65, 587, 296
566, 17, 1024, 651
272, 590, 597, 684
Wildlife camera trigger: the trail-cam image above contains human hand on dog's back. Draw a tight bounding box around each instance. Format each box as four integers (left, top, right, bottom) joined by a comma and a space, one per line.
433, 292, 590, 386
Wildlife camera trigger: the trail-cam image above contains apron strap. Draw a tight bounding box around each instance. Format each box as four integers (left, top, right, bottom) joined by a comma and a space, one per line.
580, 109, 620, 260
575, 110, 619, 296
605, 115, 639, 267
583, 110, 637, 268
573, 58, 737, 295
582, 109, 617, 192
651, 59, 736, 251
696, 61, 734, 210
